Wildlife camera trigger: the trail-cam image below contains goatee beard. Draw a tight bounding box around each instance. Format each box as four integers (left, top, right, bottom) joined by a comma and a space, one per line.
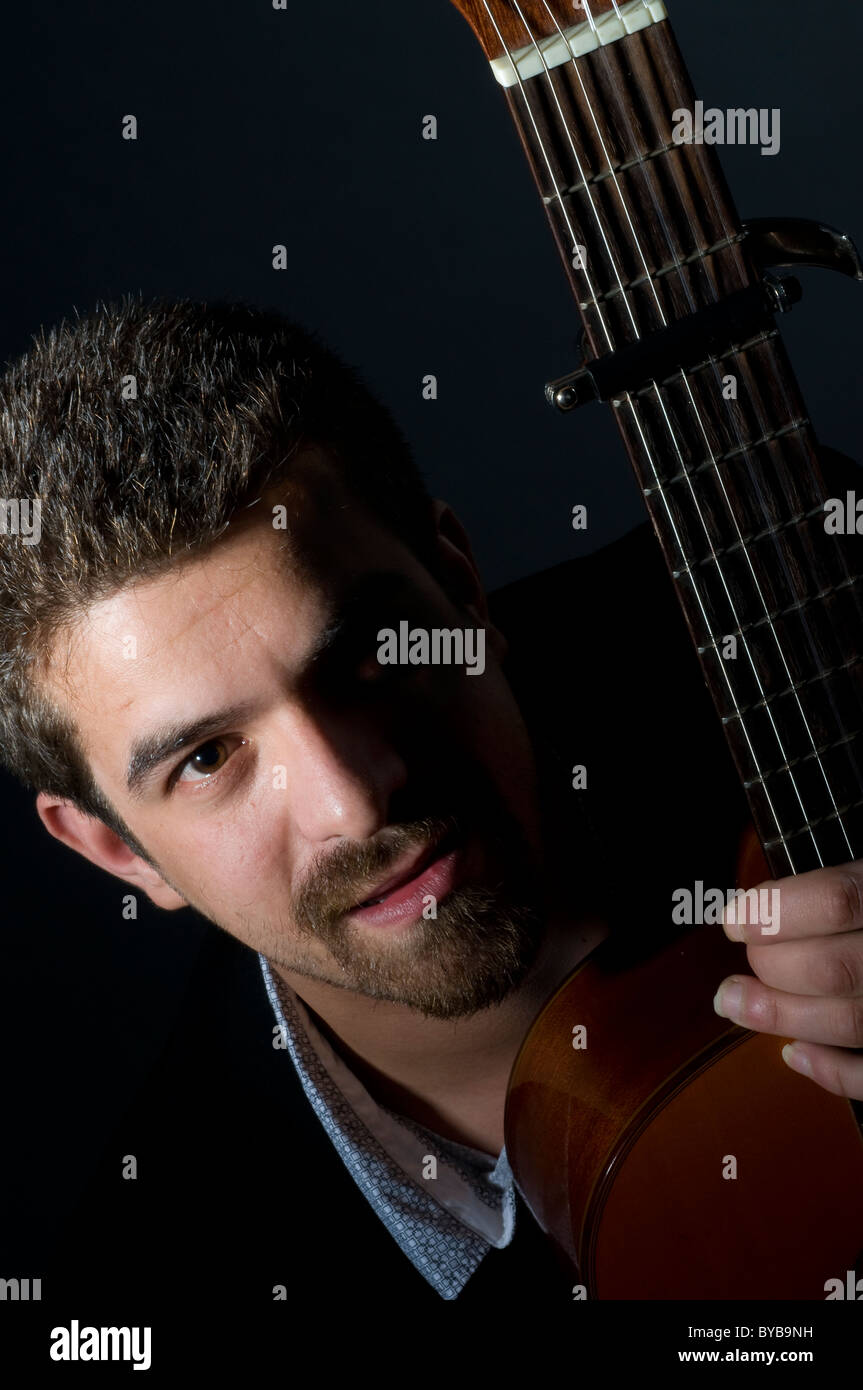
315, 883, 546, 1021
290, 811, 547, 1020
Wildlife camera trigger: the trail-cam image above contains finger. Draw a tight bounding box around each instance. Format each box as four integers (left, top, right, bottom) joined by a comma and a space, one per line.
781, 1040, 863, 1102
713, 973, 863, 1049
744, 930, 863, 998
722, 862, 863, 943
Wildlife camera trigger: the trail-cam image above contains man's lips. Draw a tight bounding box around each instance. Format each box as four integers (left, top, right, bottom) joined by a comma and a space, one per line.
353, 838, 447, 908
347, 833, 467, 929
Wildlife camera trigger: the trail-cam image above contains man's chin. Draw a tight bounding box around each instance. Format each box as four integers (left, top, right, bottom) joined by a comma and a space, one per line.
316, 884, 548, 1021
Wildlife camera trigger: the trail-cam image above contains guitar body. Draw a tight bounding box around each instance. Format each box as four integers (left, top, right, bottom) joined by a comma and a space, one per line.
505, 843, 863, 1298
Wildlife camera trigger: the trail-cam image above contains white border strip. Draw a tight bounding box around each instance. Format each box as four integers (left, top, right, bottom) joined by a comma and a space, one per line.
490, 0, 667, 87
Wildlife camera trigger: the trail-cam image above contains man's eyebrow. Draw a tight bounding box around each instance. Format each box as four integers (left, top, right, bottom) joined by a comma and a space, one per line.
125, 701, 258, 800
124, 569, 418, 800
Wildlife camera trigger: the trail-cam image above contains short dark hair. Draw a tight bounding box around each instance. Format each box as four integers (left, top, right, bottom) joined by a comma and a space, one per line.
0, 294, 435, 855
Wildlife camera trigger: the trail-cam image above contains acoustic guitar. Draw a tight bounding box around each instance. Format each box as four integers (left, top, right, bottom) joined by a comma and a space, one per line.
450, 0, 863, 1298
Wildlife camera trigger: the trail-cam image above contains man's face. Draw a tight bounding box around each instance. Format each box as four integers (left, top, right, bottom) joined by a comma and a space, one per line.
42, 453, 548, 1019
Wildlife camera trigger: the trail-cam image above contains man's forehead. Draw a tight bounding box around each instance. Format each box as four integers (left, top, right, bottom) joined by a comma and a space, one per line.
39, 450, 407, 717
45, 500, 305, 692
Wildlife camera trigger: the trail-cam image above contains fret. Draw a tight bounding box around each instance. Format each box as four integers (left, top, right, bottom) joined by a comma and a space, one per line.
729, 741, 863, 870
664, 513, 850, 625
664, 522, 863, 870
719, 665, 863, 764
721, 656, 863, 725
683, 599, 863, 749
721, 654, 863, 742
633, 412, 817, 535
626, 329, 779, 399
762, 801, 863, 856
669, 500, 825, 576
769, 819, 863, 874
692, 574, 861, 651
741, 693, 863, 778
577, 232, 748, 308
694, 597, 863, 731
642, 417, 810, 495
721, 710, 863, 799
541, 138, 678, 200
717, 687, 863, 816
741, 731, 863, 792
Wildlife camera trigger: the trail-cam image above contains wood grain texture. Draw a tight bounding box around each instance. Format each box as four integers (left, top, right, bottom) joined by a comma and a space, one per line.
449, 0, 623, 61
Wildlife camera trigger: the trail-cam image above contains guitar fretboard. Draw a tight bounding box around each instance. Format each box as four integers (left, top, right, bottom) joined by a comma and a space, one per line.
477, 2, 863, 874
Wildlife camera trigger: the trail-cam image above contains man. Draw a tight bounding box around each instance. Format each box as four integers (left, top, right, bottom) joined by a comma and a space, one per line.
1, 296, 862, 1331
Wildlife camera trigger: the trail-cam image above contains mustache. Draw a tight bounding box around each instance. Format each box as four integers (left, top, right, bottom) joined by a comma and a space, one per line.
293, 813, 462, 929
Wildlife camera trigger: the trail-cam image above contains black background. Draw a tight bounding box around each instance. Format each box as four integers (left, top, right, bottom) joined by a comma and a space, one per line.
1, 0, 861, 1340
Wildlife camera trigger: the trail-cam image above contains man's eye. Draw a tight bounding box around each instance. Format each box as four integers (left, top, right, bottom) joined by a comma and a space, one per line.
354, 616, 426, 681
326, 627, 396, 688
173, 738, 235, 787
355, 646, 392, 682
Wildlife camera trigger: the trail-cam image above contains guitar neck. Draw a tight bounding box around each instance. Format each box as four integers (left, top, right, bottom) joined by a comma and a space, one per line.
451, 0, 863, 878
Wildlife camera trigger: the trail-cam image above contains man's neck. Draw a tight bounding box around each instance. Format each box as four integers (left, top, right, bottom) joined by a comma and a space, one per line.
271, 910, 608, 1156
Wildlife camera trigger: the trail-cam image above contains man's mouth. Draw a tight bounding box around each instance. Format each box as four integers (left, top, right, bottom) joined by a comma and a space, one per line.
355, 834, 450, 907
348, 829, 468, 929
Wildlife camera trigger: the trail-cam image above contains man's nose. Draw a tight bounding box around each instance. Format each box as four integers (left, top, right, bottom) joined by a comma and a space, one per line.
275, 705, 409, 843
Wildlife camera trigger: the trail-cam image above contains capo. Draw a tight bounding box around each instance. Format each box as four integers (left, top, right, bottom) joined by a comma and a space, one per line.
546, 217, 862, 412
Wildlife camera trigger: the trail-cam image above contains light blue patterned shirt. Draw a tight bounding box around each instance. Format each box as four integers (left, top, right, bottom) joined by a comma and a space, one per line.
258, 952, 517, 1300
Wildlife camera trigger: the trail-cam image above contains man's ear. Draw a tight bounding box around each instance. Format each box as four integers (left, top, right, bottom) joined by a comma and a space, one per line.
35, 792, 188, 910
431, 500, 508, 662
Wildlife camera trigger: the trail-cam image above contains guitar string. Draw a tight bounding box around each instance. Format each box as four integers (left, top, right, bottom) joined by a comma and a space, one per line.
486, 0, 802, 871
550, 0, 855, 865
589, 0, 861, 861
492, 0, 855, 867
573, 0, 862, 856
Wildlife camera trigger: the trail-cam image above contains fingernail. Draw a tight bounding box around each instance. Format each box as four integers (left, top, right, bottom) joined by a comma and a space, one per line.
713, 979, 744, 1020
722, 911, 745, 942
782, 1043, 813, 1078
